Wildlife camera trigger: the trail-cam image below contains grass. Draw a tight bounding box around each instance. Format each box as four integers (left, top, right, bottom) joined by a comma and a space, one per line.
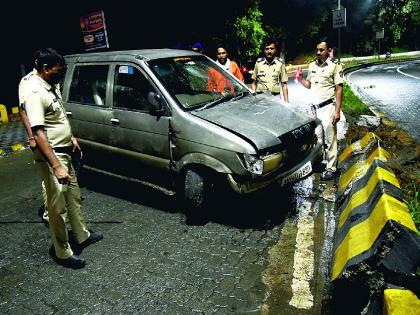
404, 183, 420, 233
342, 54, 420, 70
341, 82, 371, 115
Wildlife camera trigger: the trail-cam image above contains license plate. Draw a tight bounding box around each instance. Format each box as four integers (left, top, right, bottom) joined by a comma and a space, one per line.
281, 161, 312, 186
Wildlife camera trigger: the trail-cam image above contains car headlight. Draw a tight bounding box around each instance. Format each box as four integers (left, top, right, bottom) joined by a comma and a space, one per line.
263, 152, 286, 173
243, 154, 264, 175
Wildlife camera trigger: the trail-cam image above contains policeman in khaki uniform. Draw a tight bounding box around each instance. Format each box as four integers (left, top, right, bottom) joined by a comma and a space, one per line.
251, 41, 289, 103
22, 48, 103, 269
19, 67, 50, 224
297, 37, 343, 180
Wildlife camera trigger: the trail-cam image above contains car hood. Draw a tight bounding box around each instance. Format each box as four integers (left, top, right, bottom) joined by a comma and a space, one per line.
192, 94, 314, 149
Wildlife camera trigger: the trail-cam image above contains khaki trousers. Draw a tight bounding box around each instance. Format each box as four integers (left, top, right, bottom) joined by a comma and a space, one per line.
314, 103, 337, 172
33, 150, 90, 259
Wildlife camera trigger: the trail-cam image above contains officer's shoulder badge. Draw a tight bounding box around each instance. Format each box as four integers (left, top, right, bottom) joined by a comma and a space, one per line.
257, 57, 265, 62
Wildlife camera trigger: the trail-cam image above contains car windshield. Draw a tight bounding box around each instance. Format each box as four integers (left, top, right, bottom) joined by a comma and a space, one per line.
149, 56, 248, 110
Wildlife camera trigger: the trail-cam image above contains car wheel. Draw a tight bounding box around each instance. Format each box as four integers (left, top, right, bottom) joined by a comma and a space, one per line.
184, 168, 208, 210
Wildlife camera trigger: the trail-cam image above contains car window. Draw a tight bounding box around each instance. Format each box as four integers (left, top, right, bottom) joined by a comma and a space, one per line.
69, 65, 108, 106
150, 56, 247, 110
58, 66, 67, 94
113, 65, 158, 112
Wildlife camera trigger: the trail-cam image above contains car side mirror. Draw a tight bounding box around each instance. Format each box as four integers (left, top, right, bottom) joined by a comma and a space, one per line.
147, 92, 166, 116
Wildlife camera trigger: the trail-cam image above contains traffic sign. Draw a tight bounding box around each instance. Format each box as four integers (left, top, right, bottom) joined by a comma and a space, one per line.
376, 29, 384, 39
333, 8, 346, 29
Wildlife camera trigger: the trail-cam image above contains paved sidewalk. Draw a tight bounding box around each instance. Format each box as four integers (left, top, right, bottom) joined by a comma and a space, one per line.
0, 121, 28, 156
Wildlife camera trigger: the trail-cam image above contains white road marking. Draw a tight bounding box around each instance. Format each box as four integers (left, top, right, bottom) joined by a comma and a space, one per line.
397, 66, 420, 80
289, 200, 315, 309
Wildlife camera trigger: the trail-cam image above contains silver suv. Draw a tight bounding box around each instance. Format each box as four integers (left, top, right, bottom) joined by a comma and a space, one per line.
62, 49, 322, 209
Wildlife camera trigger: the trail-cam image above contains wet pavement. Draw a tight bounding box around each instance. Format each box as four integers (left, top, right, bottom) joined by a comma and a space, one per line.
0, 147, 336, 314
346, 61, 420, 143
0, 76, 341, 314
0, 121, 28, 155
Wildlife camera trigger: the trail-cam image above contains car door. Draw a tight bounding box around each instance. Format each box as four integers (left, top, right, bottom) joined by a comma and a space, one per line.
110, 63, 171, 173
65, 64, 113, 145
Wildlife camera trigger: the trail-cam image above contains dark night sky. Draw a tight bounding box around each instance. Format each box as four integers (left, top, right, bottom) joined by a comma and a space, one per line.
5, 1, 246, 59
1, 1, 246, 106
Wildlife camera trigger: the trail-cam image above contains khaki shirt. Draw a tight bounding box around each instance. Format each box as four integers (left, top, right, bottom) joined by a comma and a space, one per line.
252, 57, 288, 94
18, 69, 37, 107
23, 73, 72, 148
306, 59, 343, 103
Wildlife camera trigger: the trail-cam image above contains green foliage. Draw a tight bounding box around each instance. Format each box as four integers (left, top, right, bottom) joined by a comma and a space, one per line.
342, 82, 371, 115
403, 182, 420, 233
377, 0, 420, 43
234, 0, 267, 59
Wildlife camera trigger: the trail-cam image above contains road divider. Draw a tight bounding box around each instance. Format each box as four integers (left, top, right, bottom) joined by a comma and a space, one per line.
383, 289, 420, 314
0, 104, 9, 124
330, 132, 420, 314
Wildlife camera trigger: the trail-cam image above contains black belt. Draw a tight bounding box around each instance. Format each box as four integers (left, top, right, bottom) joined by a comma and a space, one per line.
312, 98, 334, 109
53, 146, 73, 155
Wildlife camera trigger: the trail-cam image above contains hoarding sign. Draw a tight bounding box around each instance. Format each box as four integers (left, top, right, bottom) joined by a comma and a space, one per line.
80, 10, 109, 51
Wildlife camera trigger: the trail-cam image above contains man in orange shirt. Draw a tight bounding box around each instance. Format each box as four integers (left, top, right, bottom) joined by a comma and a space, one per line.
207, 45, 244, 93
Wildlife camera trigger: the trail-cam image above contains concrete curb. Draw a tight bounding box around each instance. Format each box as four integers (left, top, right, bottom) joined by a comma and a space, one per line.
383, 289, 420, 314
0, 142, 27, 157
0, 119, 28, 158
330, 132, 420, 314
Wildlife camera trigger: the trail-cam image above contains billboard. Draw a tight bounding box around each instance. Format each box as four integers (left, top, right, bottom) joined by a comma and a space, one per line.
80, 10, 109, 51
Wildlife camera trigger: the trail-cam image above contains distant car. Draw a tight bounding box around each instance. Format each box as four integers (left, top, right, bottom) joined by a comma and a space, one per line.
61, 49, 322, 211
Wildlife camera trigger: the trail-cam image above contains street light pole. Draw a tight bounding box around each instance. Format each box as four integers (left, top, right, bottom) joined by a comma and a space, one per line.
338, 0, 341, 62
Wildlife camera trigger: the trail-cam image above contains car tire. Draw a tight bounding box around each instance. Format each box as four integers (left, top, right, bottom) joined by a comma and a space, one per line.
182, 168, 216, 223
184, 168, 208, 209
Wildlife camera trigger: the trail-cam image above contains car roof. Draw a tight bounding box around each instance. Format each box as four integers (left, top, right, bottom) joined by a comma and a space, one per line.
64, 49, 202, 63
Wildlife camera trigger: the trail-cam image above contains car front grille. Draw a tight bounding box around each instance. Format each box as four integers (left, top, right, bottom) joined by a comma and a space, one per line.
279, 122, 316, 167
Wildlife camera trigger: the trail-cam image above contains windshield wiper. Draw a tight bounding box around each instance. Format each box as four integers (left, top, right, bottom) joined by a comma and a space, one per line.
195, 90, 250, 111
196, 97, 226, 111
229, 90, 250, 102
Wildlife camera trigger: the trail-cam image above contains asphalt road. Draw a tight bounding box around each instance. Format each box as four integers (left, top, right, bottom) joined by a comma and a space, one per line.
346, 61, 420, 143
0, 149, 336, 314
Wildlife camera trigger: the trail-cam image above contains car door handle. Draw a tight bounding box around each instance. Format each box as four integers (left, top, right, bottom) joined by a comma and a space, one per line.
66, 111, 72, 117
110, 118, 120, 125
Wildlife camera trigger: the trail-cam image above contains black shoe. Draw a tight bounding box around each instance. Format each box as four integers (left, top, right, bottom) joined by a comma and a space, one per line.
57, 255, 86, 269
321, 170, 336, 181
38, 205, 49, 227
49, 246, 86, 269
78, 230, 103, 249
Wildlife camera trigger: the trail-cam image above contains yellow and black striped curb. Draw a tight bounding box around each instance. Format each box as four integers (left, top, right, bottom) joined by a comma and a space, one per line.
384, 289, 420, 314
0, 104, 20, 124
0, 143, 27, 157
338, 138, 391, 197
330, 132, 420, 314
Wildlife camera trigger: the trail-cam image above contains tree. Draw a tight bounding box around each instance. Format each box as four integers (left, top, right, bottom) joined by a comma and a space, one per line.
377, 0, 417, 43
233, 0, 267, 61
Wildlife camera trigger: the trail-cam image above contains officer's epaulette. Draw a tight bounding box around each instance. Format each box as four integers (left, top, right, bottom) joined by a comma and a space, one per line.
257, 57, 265, 62
275, 56, 283, 62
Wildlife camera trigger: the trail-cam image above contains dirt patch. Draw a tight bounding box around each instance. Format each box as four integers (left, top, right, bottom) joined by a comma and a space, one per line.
343, 113, 420, 204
